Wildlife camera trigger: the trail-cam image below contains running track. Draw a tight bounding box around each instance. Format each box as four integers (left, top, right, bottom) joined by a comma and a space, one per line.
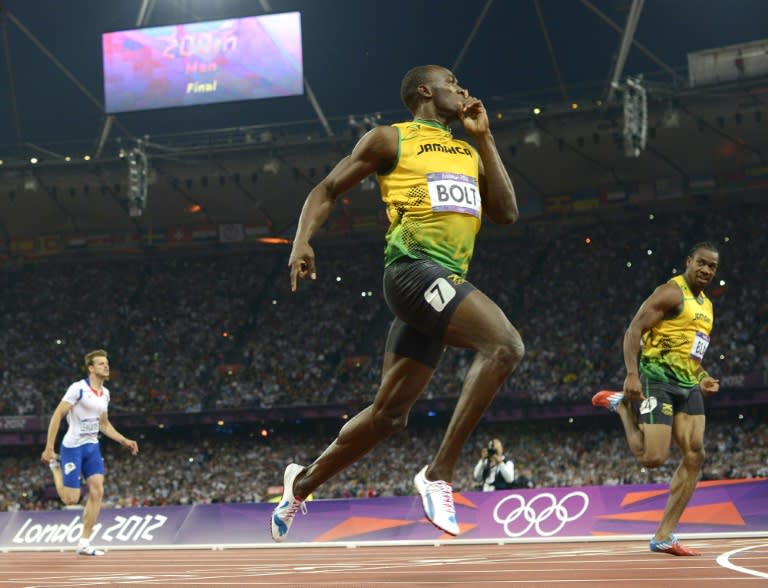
1, 538, 767, 587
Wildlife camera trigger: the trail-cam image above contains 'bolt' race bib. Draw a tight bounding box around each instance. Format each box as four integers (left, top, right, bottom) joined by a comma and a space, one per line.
427, 172, 481, 218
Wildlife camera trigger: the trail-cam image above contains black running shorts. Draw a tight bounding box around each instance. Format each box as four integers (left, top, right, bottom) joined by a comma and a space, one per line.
638, 375, 705, 426
382, 257, 476, 368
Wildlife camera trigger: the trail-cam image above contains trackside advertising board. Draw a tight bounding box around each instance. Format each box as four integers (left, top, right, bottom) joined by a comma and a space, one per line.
2, 479, 766, 550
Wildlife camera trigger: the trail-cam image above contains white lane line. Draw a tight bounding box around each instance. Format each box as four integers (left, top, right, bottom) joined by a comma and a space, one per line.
716, 543, 768, 579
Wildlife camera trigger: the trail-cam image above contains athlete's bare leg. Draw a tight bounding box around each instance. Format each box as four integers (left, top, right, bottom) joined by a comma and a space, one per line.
82, 474, 105, 541
616, 398, 672, 466
50, 465, 67, 500
51, 464, 81, 506
616, 397, 645, 457
654, 413, 705, 540
427, 289, 523, 482
293, 354, 433, 498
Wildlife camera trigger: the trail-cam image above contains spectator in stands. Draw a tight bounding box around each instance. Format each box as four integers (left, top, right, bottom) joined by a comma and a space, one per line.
473, 437, 515, 491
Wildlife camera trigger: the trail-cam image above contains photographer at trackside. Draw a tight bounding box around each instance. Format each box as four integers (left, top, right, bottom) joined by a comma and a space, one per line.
473, 438, 516, 492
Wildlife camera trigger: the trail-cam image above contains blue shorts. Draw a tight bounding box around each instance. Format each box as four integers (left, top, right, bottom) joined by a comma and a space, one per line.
59, 443, 105, 488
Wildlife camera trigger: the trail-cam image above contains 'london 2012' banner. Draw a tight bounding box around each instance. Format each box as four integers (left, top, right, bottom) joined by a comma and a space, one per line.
1, 479, 765, 550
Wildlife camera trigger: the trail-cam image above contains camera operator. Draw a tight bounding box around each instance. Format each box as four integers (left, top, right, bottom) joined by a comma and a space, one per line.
473, 438, 515, 492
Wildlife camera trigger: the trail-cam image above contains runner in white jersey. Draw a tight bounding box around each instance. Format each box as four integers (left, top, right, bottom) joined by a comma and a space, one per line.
42, 349, 139, 556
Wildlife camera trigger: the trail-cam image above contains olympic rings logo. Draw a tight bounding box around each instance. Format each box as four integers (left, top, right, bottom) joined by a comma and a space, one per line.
492, 491, 590, 537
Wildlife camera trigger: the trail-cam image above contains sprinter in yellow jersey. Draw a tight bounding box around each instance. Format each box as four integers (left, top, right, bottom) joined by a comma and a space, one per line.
593, 243, 720, 557
273, 65, 523, 541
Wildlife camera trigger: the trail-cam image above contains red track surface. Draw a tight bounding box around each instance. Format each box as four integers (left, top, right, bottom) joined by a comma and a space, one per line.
1, 538, 767, 587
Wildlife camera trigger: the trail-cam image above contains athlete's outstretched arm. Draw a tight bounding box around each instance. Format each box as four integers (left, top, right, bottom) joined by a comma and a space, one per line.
289, 125, 398, 291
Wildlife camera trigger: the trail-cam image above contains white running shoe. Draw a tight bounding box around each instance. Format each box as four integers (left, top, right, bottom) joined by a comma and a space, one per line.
413, 465, 459, 536
77, 545, 105, 556
270, 463, 307, 542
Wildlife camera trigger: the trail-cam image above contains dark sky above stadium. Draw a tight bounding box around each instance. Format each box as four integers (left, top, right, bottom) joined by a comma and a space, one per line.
0, 0, 766, 157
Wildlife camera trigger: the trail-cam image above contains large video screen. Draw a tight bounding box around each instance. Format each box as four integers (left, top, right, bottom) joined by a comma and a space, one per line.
102, 12, 303, 113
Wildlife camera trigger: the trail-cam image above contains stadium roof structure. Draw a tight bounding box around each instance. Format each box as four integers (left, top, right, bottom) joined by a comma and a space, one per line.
0, 0, 766, 239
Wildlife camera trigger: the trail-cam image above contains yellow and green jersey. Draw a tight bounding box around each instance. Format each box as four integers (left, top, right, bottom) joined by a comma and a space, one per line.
640, 274, 715, 387
377, 119, 482, 277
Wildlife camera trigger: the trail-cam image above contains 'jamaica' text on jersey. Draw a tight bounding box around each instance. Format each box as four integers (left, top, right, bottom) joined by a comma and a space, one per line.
416, 143, 473, 157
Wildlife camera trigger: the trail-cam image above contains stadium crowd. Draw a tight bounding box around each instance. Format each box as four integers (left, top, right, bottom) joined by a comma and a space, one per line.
0, 198, 766, 510
0, 413, 765, 511
1, 200, 765, 418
